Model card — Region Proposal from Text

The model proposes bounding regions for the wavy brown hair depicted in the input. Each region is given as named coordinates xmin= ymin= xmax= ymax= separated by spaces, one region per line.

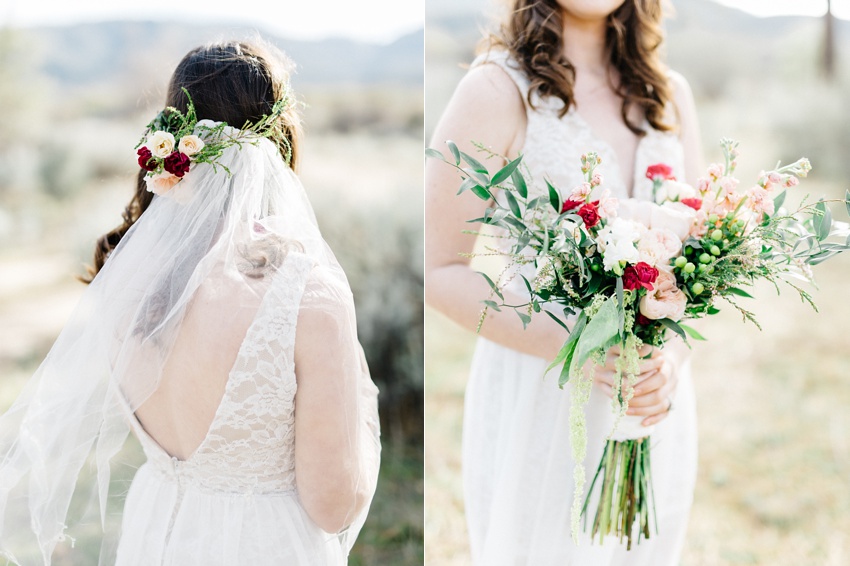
xmin=81 ymin=39 xmax=302 ymax=283
xmin=486 ymin=0 xmax=673 ymax=134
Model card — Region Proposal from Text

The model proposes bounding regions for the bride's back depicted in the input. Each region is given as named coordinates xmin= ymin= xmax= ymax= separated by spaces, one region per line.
xmin=134 ymin=269 xmax=269 ymax=461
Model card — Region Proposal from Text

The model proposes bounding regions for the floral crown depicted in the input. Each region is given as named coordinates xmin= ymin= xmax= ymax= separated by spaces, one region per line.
xmin=135 ymin=87 xmax=292 ymax=196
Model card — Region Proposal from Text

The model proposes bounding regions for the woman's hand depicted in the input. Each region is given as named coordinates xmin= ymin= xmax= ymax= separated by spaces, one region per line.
xmin=593 ymin=344 xmax=678 ymax=426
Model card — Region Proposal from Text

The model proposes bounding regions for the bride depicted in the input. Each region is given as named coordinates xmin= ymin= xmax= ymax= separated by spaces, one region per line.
xmin=0 ymin=40 xmax=380 ymax=565
xmin=426 ymin=0 xmax=701 ymax=564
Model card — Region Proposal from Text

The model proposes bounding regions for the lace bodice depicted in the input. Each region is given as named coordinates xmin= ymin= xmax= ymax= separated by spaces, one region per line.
xmin=128 ymin=252 xmax=313 ymax=496
xmin=472 ymin=51 xmax=686 ymax=200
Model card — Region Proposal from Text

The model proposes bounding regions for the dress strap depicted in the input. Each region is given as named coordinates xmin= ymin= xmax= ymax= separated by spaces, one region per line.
xmin=471 ymin=49 xmax=532 ymax=107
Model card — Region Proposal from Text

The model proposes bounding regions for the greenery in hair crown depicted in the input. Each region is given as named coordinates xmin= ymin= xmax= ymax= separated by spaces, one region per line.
xmin=135 ymin=87 xmax=291 ymax=196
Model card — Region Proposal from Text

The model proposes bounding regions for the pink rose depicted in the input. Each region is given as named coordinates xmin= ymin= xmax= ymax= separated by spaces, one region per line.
xmin=595 ymin=189 xmax=619 ymax=219
xmin=638 ymin=228 xmax=682 ymax=267
xmin=639 ymin=270 xmax=687 ymax=321
xmin=144 ymin=171 xmax=181 ymax=195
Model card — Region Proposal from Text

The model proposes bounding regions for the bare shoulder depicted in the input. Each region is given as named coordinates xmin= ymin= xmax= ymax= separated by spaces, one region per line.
xmin=456 ymin=62 xmax=525 ymax=112
xmin=432 ymin=59 xmax=527 ymax=160
xmin=667 ymin=69 xmax=696 ymax=112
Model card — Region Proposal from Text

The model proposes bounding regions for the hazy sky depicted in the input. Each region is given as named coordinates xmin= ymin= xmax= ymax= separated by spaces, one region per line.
xmin=714 ymin=0 xmax=850 ymax=18
xmin=2 ymin=0 xmax=424 ymax=44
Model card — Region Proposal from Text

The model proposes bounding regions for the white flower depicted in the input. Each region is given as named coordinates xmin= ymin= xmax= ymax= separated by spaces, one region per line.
xmin=650 ymin=202 xmax=696 ymax=241
xmin=599 ymin=217 xmax=641 ymax=271
xmin=178 ymin=134 xmax=205 ymax=157
xmin=146 ymin=130 xmax=175 ymax=158
xmin=616 ymin=198 xmax=653 ymax=227
xmin=655 ymin=180 xmax=696 ymax=204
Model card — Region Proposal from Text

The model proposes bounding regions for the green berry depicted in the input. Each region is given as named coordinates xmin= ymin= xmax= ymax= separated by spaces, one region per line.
xmin=692 ymin=282 xmax=705 ymax=295
xmin=674 ymin=256 xmax=688 ymax=268
xmin=711 ymin=229 xmax=723 ymax=241
xmin=708 ymin=214 xmax=719 ymax=224
xmin=699 ymin=253 xmax=711 ymax=264
xmin=710 ymin=245 xmax=721 ymax=256
xmin=684 ymin=262 xmax=696 ymax=274
xmin=685 ymin=246 xmax=693 ymax=255
xmin=699 ymin=264 xmax=709 ymax=273
xmin=707 ymin=265 xmax=715 ymax=274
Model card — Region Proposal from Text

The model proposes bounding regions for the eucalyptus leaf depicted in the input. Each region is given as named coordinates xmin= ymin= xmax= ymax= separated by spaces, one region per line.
xmin=470 ymin=184 xmax=492 ymax=201
xmin=680 ymin=324 xmax=707 ymax=341
xmin=813 ymin=200 xmax=830 ymax=241
xmin=478 ymin=271 xmax=504 ymax=300
xmin=658 ymin=318 xmax=687 ymax=342
xmin=425 ymin=147 xmax=446 ymax=162
xmin=457 ymin=176 xmax=479 ymax=195
xmin=568 ymin=298 xmax=621 ymax=378
xmin=460 ymin=151 xmax=489 ymax=175
xmin=482 ymin=299 xmax=502 ymax=312
xmin=517 ymin=310 xmax=532 ymax=329
xmin=773 ymin=189 xmax=786 ymax=212
xmin=512 ymin=168 xmax=528 ymax=199
xmin=505 ymin=190 xmax=522 ymax=218
xmin=492 ymin=155 xmax=523 ymax=186
xmin=446 ymin=140 xmax=461 ymax=165
xmin=727 ymin=287 xmax=754 ymax=298
xmin=845 ymin=189 xmax=850 ymax=217
xmin=547 ymin=179 xmax=562 ymax=212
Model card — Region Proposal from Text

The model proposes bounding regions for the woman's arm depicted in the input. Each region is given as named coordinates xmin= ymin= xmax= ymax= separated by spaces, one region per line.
xmin=293 ymin=290 xmax=377 ymax=533
xmin=425 ymin=63 xmax=567 ymax=361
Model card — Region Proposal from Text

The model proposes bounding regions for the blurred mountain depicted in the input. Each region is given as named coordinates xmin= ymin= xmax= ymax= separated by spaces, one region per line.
xmin=23 ymin=21 xmax=423 ymax=89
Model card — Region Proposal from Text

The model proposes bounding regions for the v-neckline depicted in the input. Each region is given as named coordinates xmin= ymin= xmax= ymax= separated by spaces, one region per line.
xmin=567 ymin=106 xmax=649 ymax=199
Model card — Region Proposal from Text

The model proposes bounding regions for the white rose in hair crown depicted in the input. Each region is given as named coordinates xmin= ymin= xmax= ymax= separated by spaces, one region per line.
xmin=135 ymin=87 xmax=292 ymax=196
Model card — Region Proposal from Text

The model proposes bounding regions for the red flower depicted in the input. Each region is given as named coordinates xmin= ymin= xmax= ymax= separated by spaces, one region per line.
xmin=137 ymin=147 xmax=156 ymax=171
xmin=622 ymin=261 xmax=659 ymax=291
xmin=636 ymin=312 xmax=653 ymax=326
xmin=561 ymin=198 xmax=584 ymax=213
xmin=646 ymin=163 xmax=675 ymax=181
xmin=576 ymin=201 xmax=600 ymax=227
xmin=680 ymin=197 xmax=703 ymax=211
xmin=163 ymin=151 xmax=191 ymax=177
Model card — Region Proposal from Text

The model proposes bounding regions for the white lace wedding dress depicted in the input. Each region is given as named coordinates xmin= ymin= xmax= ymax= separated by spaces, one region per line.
xmin=115 ymin=253 xmax=377 ymax=566
xmin=462 ymin=51 xmax=698 ymax=565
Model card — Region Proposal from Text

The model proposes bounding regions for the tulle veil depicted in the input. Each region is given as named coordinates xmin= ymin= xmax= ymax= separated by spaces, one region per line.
xmin=0 ymin=123 xmax=380 ymax=564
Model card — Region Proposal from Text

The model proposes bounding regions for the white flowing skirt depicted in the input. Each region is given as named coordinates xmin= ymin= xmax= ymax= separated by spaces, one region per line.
xmin=463 ymin=337 xmax=698 ymax=565
xmin=115 ymin=463 xmax=346 ymax=566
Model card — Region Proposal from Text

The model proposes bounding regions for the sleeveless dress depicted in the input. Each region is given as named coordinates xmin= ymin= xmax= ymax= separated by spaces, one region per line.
xmin=461 ymin=51 xmax=698 ymax=565
xmin=114 ymin=252 xmax=377 ymax=565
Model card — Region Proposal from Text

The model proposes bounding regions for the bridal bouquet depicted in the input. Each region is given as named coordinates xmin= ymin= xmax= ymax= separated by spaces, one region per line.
xmin=427 ymin=139 xmax=850 ymax=548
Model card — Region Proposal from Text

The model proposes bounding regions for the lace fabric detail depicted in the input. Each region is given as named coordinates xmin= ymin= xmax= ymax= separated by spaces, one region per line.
xmin=471 ymin=51 xmax=686 ymax=289
xmin=471 ymin=50 xmax=685 ymax=201
xmin=131 ymin=252 xmax=314 ymax=495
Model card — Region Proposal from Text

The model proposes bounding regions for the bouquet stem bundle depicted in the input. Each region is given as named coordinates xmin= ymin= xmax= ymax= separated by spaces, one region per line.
xmin=583 ymin=437 xmax=655 ymax=550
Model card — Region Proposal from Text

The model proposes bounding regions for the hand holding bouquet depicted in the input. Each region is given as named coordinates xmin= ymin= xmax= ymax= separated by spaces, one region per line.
xmin=427 ymin=138 xmax=850 ymax=548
